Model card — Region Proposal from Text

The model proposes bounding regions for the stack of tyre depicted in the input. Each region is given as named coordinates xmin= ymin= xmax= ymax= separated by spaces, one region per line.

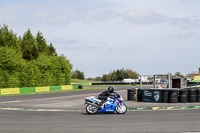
xmin=187 ymin=88 xmax=196 ymax=102
xmin=178 ymin=88 xmax=200 ymax=103
xmin=168 ymin=89 xmax=179 ymax=103
xmin=197 ymin=88 xmax=200 ymax=102
xmin=127 ymin=89 xmax=136 ymax=101
xmin=178 ymin=89 xmax=188 ymax=103
xmin=162 ymin=89 xmax=169 ymax=103
xmin=137 ymin=89 xmax=142 ymax=102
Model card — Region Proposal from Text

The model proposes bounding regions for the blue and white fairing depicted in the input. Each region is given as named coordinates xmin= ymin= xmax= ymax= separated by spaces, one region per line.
xmin=99 ymin=92 xmax=124 ymax=113
xmin=99 ymin=97 xmax=118 ymax=113
xmin=85 ymin=96 xmax=101 ymax=103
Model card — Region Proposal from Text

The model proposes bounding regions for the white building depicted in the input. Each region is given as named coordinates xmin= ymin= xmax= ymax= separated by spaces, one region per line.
xmin=138 ymin=76 xmax=149 ymax=82
xmin=123 ymin=78 xmax=138 ymax=83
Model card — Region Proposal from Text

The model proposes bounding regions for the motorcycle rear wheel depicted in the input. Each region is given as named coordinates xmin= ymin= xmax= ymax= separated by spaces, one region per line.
xmin=115 ymin=104 xmax=127 ymax=114
xmin=86 ymin=104 xmax=98 ymax=114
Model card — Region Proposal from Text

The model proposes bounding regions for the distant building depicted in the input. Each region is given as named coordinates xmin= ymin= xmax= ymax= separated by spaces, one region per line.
xmin=190 ymin=71 xmax=200 ymax=79
xmin=138 ymin=76 xmax=150 ymax=82
xmin=171 ymin=76 xmax=185 ymax=89
xmin=123 ymin=78 xmax=138 ymax=83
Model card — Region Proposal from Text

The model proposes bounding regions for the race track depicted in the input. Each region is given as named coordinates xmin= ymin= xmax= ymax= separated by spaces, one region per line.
xmin=1 ymin=109 xmax=200 ymax=133
xmin=0 ymin=86 xmax=200 ymax=133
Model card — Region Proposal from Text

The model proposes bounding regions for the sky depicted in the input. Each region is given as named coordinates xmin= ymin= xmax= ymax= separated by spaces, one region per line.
xmin=0 ymin=0 xmax=200 ymax=78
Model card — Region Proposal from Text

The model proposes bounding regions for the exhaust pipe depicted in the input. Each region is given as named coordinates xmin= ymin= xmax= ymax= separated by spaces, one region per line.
xmin=86 ymin=102 xmax=98 ymax=107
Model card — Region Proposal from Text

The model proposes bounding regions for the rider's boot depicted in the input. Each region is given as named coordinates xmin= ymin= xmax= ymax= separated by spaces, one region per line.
xmin=97 ymin=101 xmax=104 ymax=109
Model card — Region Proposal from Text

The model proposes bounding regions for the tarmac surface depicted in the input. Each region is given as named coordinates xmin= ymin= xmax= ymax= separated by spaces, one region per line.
xmin=0 ymin=86 xmax=200 ymax=110
xmin=1 ymin=86 xmax=200 ymax=133
xmin=1 ymin=108 xmax=200 ymax=133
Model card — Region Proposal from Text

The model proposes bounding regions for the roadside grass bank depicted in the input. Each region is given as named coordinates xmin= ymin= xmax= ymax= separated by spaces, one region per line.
xmin=71 ymin=79 xmax=100 ymax=83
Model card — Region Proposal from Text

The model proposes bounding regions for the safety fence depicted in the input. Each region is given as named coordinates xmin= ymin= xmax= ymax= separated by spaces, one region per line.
xmin=0 ymin=85 xmax=79 ymax=96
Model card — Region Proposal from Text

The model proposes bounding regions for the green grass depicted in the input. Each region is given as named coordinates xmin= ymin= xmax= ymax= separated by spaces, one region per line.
xmin=71 ymin=79 xmax=102 ymax=83
xmin=71 ymin=79 xmax=93 ymax=83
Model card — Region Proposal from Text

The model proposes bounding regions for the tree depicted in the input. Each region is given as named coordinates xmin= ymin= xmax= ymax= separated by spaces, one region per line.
xmin=71 ymin=69 xmax=85 ymax=80
xmin=21 ymin=29 xmax=39 ymax=60
xmin=116 ymin=69 xmax=129 ymax=81
xmin=48 ymin=43 xmax=57 ymax=56
xmin=126 ymin=69 xmax=139 ymax=79
xmin=101 ymin=74 xmax=109 ymax=81
xmin=95 ymin=77 xmax=102 ymax=81
xmin=0 ymin=24 xmax=72 ymax=88
xmin=0 ymin=34 xmax=6 ymax=47
xmin=0 ymin=47 xmax=23 ymax=88
xmin=36 ymin=32 xmax=48 ymax=53
xmin=0 ymin=24 xmax=20 ymax=51
xmin=87 ymin=78 xmax=94 ymax=81
xmin=101 ymin=68 xmax=139 ymax=81
xmin=167 ymin=73 xmax=174 ymax=78
xmin=175 ymin=72 xmax=185 ymax=78
xmin=110 ymin=70 xmax=117 ymax=81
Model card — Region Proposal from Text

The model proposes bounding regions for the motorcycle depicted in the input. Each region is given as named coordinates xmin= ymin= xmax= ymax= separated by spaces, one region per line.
xmin=85 ymin=92 xmax=127 ymax=114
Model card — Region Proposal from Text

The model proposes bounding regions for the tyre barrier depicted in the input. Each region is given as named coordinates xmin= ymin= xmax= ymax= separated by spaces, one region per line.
xmin=168 ymin=89 xmax=179 ymax=103
xmin=196 ymin=88 xmax=200 ymax=102
xmin=178 ymin=89 xmax=188 ymax=103
xmin=127 ymin=89 xmax=136 ymax=101
xmin=162 ymin=89 xmax=169 ymax=103
xmin=188 ymin=88 xmax=196 ymax=103
xmin=78 ymin=85 xmax=83 ymax=89
xmin=137 ymin=89 xmax=142 ymax=102
xmin=131 ymin=88 xmax=200 ymax=103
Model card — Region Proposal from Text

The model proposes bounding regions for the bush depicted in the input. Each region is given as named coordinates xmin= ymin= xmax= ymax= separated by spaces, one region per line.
xmin=0 ymin=47 xmax=72 ymax=88
xmin=0 ymin=25 xmax=72 ymax=88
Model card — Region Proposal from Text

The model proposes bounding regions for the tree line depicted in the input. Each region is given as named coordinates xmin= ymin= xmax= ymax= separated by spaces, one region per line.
xmin=101 ymin=68 xmax=139 ymax=81
xmin=80 ymin=68 xmax=139 ymax=81
xmin=0 ymin=24 xmax=72 ymax=88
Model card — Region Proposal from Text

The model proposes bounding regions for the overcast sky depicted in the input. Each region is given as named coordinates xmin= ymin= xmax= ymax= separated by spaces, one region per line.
xmin=1 ymin=0 xmax=200 ymax=78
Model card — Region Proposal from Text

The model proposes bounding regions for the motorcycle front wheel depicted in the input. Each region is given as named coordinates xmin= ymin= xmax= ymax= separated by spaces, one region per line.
xmin=115 ymin=104 xmax=127 ymax=114
xmin=86 ymin=104 xmax=98 ymax=114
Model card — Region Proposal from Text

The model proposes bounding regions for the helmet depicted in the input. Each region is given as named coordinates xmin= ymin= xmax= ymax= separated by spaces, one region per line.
xmin=108 ymin=86 xmax=114 ymax=93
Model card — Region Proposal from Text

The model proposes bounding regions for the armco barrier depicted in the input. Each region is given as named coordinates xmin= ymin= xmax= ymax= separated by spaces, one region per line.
xmin=92 ymin=82 xmax=152 ymax=85
xmin=0 ymin=85 xmax=78 ymax=96
xmin=92 ymin=83 xmax=130 ymax=85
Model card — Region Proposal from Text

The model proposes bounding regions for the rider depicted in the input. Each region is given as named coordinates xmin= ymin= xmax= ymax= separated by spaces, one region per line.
xmin=98 ymin=86 xmax=114 ymax=109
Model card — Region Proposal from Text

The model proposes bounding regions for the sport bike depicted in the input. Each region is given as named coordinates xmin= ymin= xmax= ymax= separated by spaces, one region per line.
xmin=85 ymin=92 xmax=127 ymax=114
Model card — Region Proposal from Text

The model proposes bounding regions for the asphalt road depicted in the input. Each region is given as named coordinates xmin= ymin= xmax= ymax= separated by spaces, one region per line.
xmin=1 ymin=86 xmax=200 ymax=133
xmin=1 ymin=109 xmax=200 ymax=133
xmin=0 ymin=86 xmax=136 ymax=110
xmin=0 ymin=86 xmax=135 ymax=102
xmin=1 ymin=86 xmax=200 ymax=110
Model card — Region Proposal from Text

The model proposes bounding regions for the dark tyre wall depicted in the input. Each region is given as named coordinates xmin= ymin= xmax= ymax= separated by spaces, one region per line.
xmin=137 ymin=89 xmax=142 ymax=102
xmin=127 ymin=89 xmax=136 ymax=101
xmin=168 ymin=89 xmax=178 ymax=103
xmin=133 ymin=88 xmax=200 ymax=103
